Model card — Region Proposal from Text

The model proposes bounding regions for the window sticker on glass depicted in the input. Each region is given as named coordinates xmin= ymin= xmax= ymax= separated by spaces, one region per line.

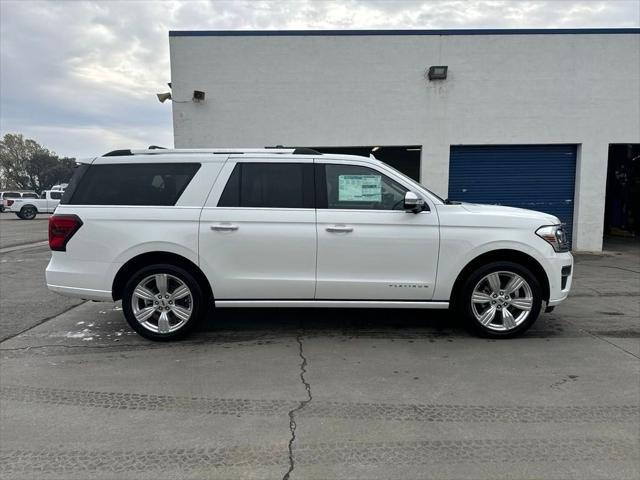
xmin=338 ymin=175 xmax=382 ymax=202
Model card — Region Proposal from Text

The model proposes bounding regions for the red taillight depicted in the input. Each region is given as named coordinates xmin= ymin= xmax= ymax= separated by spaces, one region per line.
xmin=6 ymin=200 xmax=14 ymax=206
xmin=49 ymin=214 xmax=83 ymax=251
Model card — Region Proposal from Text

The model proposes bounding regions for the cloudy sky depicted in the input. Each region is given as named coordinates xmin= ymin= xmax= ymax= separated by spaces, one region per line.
xmin=1 ymin=0 xmax=639 ymax=158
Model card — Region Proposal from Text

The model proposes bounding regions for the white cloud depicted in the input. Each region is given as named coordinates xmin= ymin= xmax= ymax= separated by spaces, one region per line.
xmin=1 ymin=0 xmax=638 ymax=157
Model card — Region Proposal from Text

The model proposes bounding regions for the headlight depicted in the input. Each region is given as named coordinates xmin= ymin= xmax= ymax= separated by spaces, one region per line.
xmin=536 ymin=225 xmax=569 ymax=252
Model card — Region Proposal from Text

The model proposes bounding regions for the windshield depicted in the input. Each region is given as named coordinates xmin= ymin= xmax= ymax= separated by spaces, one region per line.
xmin=379 ymin=160 xmax=446 ymax=203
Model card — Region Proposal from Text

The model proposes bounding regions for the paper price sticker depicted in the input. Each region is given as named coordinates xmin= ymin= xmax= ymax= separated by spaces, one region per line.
xmin=338 ymin=175 xmax=382 ymax=202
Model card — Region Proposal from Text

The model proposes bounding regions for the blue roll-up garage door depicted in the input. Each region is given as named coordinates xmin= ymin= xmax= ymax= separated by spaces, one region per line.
xmin=448 ymin=145 xmax=577 ymax=245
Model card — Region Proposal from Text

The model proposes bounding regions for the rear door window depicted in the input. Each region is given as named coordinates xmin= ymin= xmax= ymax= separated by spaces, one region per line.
xmin=218 ymin=163 xmax=314 ymax=208
xmin=67 ymin=163 xmax=200 ymax=206
xmin=49 ymin=191 xmax=63 ymax=200
xmin=22 ymin=193 xmax=39 ymax=198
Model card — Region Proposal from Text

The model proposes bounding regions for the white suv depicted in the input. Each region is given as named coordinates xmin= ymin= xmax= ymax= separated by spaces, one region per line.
xmin=46 ymin=148 xmax=573 ymax=340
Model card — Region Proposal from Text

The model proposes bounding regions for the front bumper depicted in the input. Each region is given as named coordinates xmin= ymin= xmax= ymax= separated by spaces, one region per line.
xmin=544 ymin=252 xmax=573 ymax=306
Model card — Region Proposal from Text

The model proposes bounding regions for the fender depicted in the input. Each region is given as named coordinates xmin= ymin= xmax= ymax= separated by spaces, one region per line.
xmin=110 ymin=242 xmax=213 ymax=301
xmin=107 ymin=240 xmax=200 ymax=288
xmin=434 ymin=237 xmax=550 ymax=301
xmin=19 ymin=203 xmax=38 ymax=211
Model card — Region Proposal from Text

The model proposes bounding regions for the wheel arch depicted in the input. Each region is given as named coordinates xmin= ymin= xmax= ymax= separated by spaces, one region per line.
xmin=450 ymin=249 xmax=550 ymax=305
xmin=112 ymin=251 xmax=213 ymax=303
xmin=18 ymin=203 xmax=38 ymax=219
xmin=20 ymin=203 xmax=38 ymax=212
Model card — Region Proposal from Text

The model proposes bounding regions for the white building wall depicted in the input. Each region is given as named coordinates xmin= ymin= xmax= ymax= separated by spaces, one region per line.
xmin=169 ymin=31 xmax=640 ymax=252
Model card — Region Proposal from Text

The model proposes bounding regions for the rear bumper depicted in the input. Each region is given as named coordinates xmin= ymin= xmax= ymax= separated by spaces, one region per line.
xmin=46 ymin=252 xmax=118 ymax=301
xmin=47 ymin=283 xmax=112 ymax=301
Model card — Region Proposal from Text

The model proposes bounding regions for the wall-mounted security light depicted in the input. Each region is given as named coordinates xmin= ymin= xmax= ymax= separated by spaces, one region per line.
xmin=156 ymin=92 xmax=172 ymax=103
xmin=156 ymin=89 xmax=206 ymax=104
xmin=427 ymin=66 xmax=448 ymax=80
xmin=193 ymin=90 xmax=206 ymax=102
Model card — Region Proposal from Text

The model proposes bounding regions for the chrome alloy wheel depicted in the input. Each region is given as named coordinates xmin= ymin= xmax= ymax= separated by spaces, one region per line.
xmin=471 ymin=271 xmax=533 ymax=332
xmin=131 ymin=273 xmax=193 ymax=334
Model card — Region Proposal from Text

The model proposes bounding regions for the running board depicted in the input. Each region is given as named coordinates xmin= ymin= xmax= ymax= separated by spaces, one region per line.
xmin=215 ymin=300 xmax=449 ymax=309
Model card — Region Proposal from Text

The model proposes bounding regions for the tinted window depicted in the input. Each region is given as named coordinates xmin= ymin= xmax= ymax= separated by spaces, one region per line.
xmin=3 ymin=192 xmax=21 ymax=198
xmin=218 ymin=163 xmax=314 ymax=208
xmin=49 ymin=191 xmax=63 ymax=200
xmin=23 ymin=193 xmax=39 ymax=198
xmin=68 ymin=163 xmax=200 ymax=206
xmin=321 ymin=164 xmax=408 ymax=210
xmin=60 ymin=164 xmax=89 ymax=205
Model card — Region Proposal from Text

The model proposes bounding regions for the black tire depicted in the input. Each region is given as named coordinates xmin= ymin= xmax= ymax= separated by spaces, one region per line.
xmin=122 ymin=263 xmax=206 ymax=341
xmin=457 ymin=261 xmax=542 ymax=339
xmin=19 ymin=205 xmax=37 ymax=220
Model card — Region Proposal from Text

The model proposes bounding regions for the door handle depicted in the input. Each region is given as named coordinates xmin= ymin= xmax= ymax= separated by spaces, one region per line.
xmin=211 ymin=223 xmax=239 ymax=232
xmin=326 ymin=225 xmax=353 ymax=233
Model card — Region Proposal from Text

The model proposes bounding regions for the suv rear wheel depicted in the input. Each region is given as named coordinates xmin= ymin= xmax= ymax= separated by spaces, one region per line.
xmin=458 ymin=261 xmax=542 ymax=338
xmin=122 ymin=264 xmax=205 ymax=341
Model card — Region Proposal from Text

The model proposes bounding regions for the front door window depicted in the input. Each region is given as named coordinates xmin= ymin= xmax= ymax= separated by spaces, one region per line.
xmin=322 ymin=164 xmax=408 ymax=210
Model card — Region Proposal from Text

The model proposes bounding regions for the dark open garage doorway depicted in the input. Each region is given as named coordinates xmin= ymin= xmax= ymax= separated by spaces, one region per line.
xmin=307 ymin=146 xmax=422 ymax=182
xmin=604 ymin=144 xmax=640 ymax=240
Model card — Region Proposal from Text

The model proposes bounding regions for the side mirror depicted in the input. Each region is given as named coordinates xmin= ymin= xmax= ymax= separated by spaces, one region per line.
xmin=404 ymin=191 xmax=426 ymax=213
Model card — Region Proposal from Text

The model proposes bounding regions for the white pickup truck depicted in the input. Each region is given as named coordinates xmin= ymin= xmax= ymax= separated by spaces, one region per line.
xmin=6 ymin=188 xmax=65 ymax=219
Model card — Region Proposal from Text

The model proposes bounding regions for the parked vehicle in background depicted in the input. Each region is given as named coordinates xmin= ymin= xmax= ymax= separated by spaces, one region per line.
xmin=0 ymin=190 xmax=39 ymax=212
xmin=46 ymin=147 xmax=573 ymax=341
xmin=6 ymin=189 xmax=64 ymax=219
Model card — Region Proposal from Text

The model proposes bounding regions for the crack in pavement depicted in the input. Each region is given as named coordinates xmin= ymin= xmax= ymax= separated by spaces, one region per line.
xmin=0 ymin=301 xmax=87 ymax=343
xmin=580 ymin=329 xmax=640 ymax=360
xmin=569 ymin=292 xmax=639 ymax=297
xmin=0 ymin=240 xmax=49 ymax=254
xmin=0 ymin=343 xmax=145 ymax=352
xmin=283 ymin=332 xmax=312 ymax=480
xmin=589 ymin=264 xmax=640 ymax=275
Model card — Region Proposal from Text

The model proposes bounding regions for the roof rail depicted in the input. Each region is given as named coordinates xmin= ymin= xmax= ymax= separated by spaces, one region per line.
xmin=102 ymin=147 xmax=323 ymax=157
xmin=103 ymin=149 xmax=133 ymax=157
xmin=128 ymin=148 xmax=297 ymax=155
xmin=292 ymin=148 xmax=321 ymax=155
xmin=266 ymin=146 xmax=321 ymax=155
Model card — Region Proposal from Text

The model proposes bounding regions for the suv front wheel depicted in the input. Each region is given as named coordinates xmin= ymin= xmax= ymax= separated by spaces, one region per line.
xmin=122 ymin=264 xmax=205 ymax=341
xmin=459 ymin=261 xmax=542 ymax=338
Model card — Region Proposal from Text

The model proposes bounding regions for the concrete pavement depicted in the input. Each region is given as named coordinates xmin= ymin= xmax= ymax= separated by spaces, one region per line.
xmin=0 ymin=246 xmax=82 ymax=342
xmin=0 ymin=213 xmax=49 ymax=249
xmin=0 ymin=221 xmax=638 ymax=478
